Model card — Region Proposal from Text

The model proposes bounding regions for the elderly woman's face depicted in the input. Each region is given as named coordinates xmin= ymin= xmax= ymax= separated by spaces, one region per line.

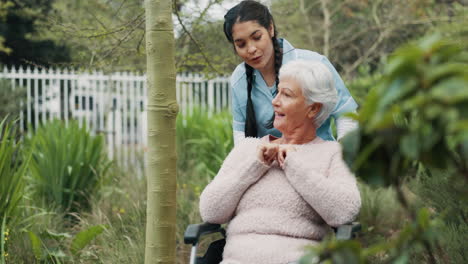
xmin=272 ymin=77 xmax=311 ymax=133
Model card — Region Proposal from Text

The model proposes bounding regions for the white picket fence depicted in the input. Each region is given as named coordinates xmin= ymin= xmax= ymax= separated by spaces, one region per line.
xmin=0 ymin=66 xmax=231 ymax=168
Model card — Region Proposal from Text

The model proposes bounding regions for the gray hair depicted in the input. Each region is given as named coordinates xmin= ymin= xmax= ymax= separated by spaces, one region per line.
xmin=278 ymin=60 xmax=338 ymax=127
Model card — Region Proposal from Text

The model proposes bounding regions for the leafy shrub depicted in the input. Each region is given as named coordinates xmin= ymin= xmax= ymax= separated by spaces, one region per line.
xmin=347 ymin=64 xmax=382 ymax=107
xmin=26 ymin=120 xmax=111 ymax=214
xmin=342 ymin=34 xmax=468 ymax=187
xmin=310 ymin=34 xmax=468 ymax=264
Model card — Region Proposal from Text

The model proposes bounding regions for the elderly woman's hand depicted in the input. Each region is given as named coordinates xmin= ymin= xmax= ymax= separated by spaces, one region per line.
xmin=277 ymin=145 xmax=297 ymax=169
xmin=257 ymin=143 xmax=279 ymax=165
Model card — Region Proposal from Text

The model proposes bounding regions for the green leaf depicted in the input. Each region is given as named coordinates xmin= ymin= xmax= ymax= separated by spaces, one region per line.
xmin=430 ymin=78 xmax=468 ymax=104
xmin=44 ymin=229 xmax=72 ymax=240
xmin=426 ymin=63 xmax=468 ymax=84
xmin=394 ymin=253 xmax=409 ymax=264
xmin=46 ymin=249 xmax=67 ymax=260
xmin=340 ymin=129 xmax=361 ymax=169
xmin=400 ymin=134 xmax=420 ymax=160
xmin=26 ymin=120 xmax=109 ymax=213
xmin=70 ymin=225 xmax=106 ymax=255
xmin=28 ymin=231 xmax=43 ymax=261
xmin=378 ymin=78 xmax=417 ymax=110
xmin=1 ymin=215 xmax=5 ymax=264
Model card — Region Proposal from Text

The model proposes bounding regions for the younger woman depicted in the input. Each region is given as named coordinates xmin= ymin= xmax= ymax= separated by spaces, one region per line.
xmin=224 ymin=0 xmax=358 ymax=144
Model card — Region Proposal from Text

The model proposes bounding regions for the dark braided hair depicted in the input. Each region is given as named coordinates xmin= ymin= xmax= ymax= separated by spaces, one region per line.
xmin=224 ymin=0 xmax=283 ymax=137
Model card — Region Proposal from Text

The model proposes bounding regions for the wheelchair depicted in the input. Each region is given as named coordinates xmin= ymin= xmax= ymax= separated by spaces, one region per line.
xmin=184 ymin=222 xmax=361 ymax=264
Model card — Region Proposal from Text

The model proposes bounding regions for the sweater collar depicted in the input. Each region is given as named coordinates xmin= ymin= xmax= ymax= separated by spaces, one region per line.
xmin=264 ymin=134 xmax=324 ymax=145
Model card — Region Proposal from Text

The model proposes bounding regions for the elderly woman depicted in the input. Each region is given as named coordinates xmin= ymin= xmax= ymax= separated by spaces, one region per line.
xmin=199 ymin=60 xmax=361 ymax=264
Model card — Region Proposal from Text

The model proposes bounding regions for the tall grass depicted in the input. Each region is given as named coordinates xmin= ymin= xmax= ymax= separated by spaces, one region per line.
xmin=74 ymin=162 xmax=147 ymax=264
xmin=4 ymin=156 xmax=144 ymax=264
xmin=26 ymin=120 xmax=111 ymax=214
xmin=175 ymin=108 xmax=234 ymax=262
xmin=357 ymin=183 xmax=408 ymax=245
xmin=0 ymin=117 xmax=30 ymax=226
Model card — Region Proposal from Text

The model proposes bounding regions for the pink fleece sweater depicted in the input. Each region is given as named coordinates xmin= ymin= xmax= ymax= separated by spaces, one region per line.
xmin=199 ymin=137 xmax=361 ymax=264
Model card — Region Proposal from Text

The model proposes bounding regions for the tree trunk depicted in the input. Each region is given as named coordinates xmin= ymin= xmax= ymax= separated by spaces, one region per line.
xmin=144 ymin=0 xmax=178 ymax=263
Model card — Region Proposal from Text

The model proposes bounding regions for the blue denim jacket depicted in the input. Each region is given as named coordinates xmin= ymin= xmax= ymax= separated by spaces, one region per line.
xmin=230 ymin=38 xmax=358 ymax=141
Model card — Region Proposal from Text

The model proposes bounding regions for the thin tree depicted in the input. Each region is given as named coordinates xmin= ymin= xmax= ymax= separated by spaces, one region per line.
xmin=144 ymin=0 xmax=178 ymax=263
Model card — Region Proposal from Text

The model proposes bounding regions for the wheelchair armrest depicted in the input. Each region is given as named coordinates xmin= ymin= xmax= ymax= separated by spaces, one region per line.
xmin=184 ymin=222 xmax=226 ymax=245
xmin=335 ymin=222 xmax=361 ymax=240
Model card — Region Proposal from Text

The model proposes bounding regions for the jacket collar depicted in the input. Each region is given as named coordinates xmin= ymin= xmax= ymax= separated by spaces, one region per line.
xmin=281 ymin=38 xmax=295 ymax=55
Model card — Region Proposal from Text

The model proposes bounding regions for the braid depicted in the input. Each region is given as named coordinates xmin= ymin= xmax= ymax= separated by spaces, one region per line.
xmin=265 ymin=37 xmax=283 ymax=129
xmin=244 ymin=63 xmax=257 ymax=137
xmin=272 ymin=36 xmax=283 ymax=89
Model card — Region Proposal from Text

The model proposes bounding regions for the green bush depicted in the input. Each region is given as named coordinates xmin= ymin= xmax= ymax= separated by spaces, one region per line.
xmin=312 ymin=34 xmax=468 ymax=264
xmin=347 ymin=64 xmax=382 ymax=107
xmin=176 ymin=107 xmax=233 ymax=180
xmin=26 ymin=120 xmax=111 ymax=214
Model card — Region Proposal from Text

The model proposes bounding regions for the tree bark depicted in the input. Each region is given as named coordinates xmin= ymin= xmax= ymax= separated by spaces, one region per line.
xmin=144 ymin=0 xmax=178 ymax=263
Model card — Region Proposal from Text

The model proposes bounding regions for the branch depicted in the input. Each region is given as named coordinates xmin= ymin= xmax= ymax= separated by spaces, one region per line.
xmin=319 ymin=0 xmax=331 ymax=57
xmin=100 ymin=16 xmax=145 ymax=61
xmin=331 ymin=15 xmax=453 ymax=54
xmin=112 ymin=0 xmax=128 ymax=19
xmin=173 ymin=0 xmax=221 ymax=75
xmin=299 ymin=0 xmax=316 ymax=47
xmin=344 ymin=28 xmax=389 ymax=77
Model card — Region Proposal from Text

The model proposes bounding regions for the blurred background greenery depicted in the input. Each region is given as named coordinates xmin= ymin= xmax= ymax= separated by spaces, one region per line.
xmin=0 ymin=0 xmax=467 ymax=263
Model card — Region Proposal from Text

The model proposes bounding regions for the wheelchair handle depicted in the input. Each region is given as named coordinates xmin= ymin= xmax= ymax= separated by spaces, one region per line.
xmin=184 ymin=222 xmax=225 ymax=245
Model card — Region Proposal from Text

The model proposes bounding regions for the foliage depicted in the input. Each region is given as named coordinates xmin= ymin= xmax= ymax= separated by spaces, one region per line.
xmin=272 ymin=0 xmax=462 ymax=78
xmin=410 ymin=169 xmax=468 ymax=263
xmin=301 ymin=208 xmax=441 ymax=264
xmin=27 ymin=225 xmax=106 ymax=263
xmin=341 ymin=34 xmax=468 ymax=187
xmin=7 ymin=160 xmax=147 ymax=264
xmin=357 ymin=183 xmax=408 ymax=244
xmin=347 ymin=64 xmax=383 ymax=106
xmin=308 ymin=34 xmax=468 ymax=263
xmin=0 ymin=79 xmax=27 ymax=124
xmin=0 ymin=1 xmax=13 ymax=55
xmin=174 ymin=12 xmax=240 ymax=76
xmin=1 ymin=216 xmax=6 ymax=263
xmin=176 ymin=108 xmax=234 ymax=179
xmin=175 ymin=108 xmax=234 ymax=260
xmin=90 ymin=162 xmax=146 ymax=263
xmin=0 ymin=0 xmax=70 ymax=67
xmin=428 ymin=2 xmax=468 ymax=51
xmin=29 ymin=0 xmax=464 ymax=76
xmin=26 ymin=120 xmax=111 ymax=214
xmin=35 ymin=0 xmax=145 ymax=71
xmin=0 ymin=117 xmax=30 ymax=226
xmin=36 ymin=0 xmax=237 ymax=73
